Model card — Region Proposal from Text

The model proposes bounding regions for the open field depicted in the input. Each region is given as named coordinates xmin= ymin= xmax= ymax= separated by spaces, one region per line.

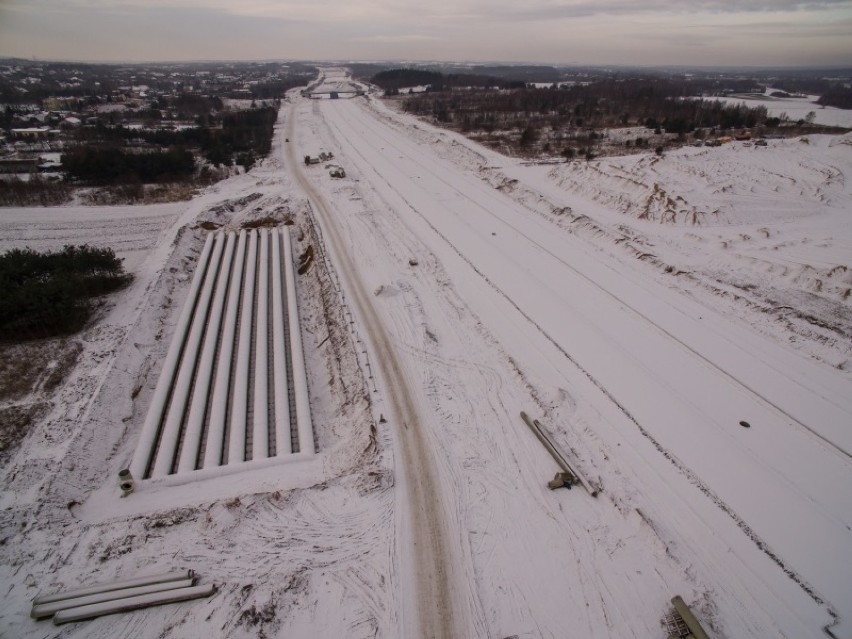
xmin=0 ymin=203 xmax=186 ymax=272
xmin=715 ymin=89 xmax=852 ymax=128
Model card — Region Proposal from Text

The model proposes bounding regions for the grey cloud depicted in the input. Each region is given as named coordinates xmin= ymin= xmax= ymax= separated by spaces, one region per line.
xmin=473 ymin=0 xmax=852 ymax=21
xmin=1 ymin=0 xmax=849 ymax=65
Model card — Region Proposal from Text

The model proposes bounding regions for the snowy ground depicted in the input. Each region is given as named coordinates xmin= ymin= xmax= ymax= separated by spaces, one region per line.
xmin=0 ymin=203 xmax=186 ymax=272
xmin=713 ymin=89 xmax=852 ymax=128
xmin=1 ymin=70 xmax=850 ymax=639
xmin=291 ymin=74 xmax=852 ymax=638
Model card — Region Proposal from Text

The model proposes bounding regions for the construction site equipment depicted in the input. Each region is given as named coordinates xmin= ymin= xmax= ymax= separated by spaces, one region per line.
xmin=520 ymin=411 xmax=598 ymax=496
xmin=663 ymin=609 xmax=691 ymax=638
xmin=118 ymin=468 xmax=134 ymax=496
xmin=670 ymin=595 xmax=711 ymax=639
xmin=547 ymin=472 xmax=575 ymax=490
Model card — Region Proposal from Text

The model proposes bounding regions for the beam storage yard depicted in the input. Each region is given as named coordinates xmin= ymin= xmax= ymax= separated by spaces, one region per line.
xmin=129 ymin=227 xmax=314 ymax=484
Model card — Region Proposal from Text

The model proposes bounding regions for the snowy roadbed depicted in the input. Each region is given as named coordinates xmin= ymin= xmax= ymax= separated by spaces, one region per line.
xmin=294 ymin=75 xmax=851 ymax=638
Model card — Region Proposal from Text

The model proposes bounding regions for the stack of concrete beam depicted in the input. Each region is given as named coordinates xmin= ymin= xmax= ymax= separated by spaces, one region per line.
xmin=129 ymin=228 xmax=314 ymax=486
xmin=31 ymin=570 xmax=214 ymax=625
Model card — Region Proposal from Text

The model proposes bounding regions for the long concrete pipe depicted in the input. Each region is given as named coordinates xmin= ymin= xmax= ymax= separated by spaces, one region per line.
xmin=229 ymin=229 xmax=258 ymax=465
xmin=283 ymin=227 xmax=314 ymax=455
xmin=52 ymin=583 xmax=216 ymax=625
xmin=520 ymin=411 xmax=598 ymax=497
xmin=271 ymin=227 xmax=292 ymax=455
xmin=32 ymin=578 xmax=195 ymax=619
xmin=33 ymin=570 xmax=194 ymax=606
xmin=671 ymin=595 xmax=711 ymax=639
xmin=253 ymin=229 xmax=270 ymax=460
xmin=128 ymin=235 xmax=215 ymax=482
xmin=203 ymin=229 xmax=247 ymax=469
xmin=151 ymin=233 xmax=226 ymax=477
xmin=177 ymin=232 xmax=236 ymax=473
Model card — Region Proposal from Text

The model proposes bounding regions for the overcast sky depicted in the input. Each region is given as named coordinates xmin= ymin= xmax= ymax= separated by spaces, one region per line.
xmin=0 ymin=0 xmax=850 ymax=67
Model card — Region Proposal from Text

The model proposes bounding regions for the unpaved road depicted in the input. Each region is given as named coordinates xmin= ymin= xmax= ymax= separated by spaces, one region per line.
xmin=284 ymin=77 xmax=851 ymax=637
xmin=284 ymin=110 xmax=462 ymax=639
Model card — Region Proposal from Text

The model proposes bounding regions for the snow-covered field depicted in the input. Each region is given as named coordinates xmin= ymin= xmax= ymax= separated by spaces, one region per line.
xmin=1 ymin=70 xmax=850 ymax=639
xmin=0 ymin=203 xmax=186 ymax=272
xmin=713 ymin=89 xmax=852 ymax=128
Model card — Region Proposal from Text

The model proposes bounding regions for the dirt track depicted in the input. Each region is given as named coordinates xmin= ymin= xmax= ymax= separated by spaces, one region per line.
xmin=284 ymin=108 xmax=460 ymax=639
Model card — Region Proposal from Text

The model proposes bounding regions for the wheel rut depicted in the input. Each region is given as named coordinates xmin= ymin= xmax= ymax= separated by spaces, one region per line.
xmin=284 ymin=107 xmax=460 ymax=639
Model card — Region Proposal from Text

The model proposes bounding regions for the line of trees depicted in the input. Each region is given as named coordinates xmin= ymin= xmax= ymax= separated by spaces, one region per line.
xmin=211 ymin=106 xmax=278 ymax=168
xmin=817 ymin=87 xmax=852 ymax=110
xmin=373 ymin=69 xmax=525 ymax=93
xmin=402 ymin=78 xmax=773 ymax=139
xmin=0 ymin=245 xmax=131 ymax=340
xmin=0 ymin=175 xmax=72 ymax=207
xmin=73 ymin=105 xmax=279 ymax=172
xmin=249 ymin=75 xmax=316 ymax=99
xmin=354 ymin=63 xmax=552 ymax=85
xmin=61 ymin=146 xmax=195 ymax=184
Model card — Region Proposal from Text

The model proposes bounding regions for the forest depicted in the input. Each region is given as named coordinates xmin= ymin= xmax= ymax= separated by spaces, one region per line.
xmin=0 ymin=246 xmax=131 ymax=340
xmin=817 ymin=87 xmax=852 ymax=110
xmin=372 ymin=69 xmax=524 ymax=93
xmin=402 ymin=78 xmax=770 ymax=130
xmin=396 ymin=76 xmax=784 ymax=157
xmin=73 ymin=105 xmax=279 ymax=174
xmin=61 ymin=147 xmax=195 ymax=184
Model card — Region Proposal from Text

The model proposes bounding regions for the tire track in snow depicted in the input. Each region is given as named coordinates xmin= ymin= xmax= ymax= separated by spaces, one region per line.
xmin=333 ymin=101 xmax=852 ymax=484
xmin=322 ymin=97 xmax=837 ymax=617
xmin=284 ymin=108 xmax=462 ymax=639
xmin=345 ymin=98 xmax=852 ymax=463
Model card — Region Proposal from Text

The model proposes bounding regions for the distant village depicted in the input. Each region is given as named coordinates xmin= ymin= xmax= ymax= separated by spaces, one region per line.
xmin=1 ymin=59 xmax=849 ymax=203
xmin=0 ymin=59 xmax=316 ymax=186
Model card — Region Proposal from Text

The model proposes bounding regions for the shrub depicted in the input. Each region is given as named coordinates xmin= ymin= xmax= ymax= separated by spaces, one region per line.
xmin=520 ymin=125 xmax=538 ymax=147
xmin=0 ymin=175 xmax=72 ymax=207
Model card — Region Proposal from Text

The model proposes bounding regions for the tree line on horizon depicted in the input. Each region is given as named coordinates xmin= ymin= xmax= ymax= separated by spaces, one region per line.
xmin=61 ymin=105 xmax=279 ymax=185
xmin=372 ymin=69 xmax=526 ymax=93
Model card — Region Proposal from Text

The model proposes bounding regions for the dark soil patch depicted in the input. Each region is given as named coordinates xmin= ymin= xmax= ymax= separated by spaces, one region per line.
xmin=243 ymin=216 xmax=294 ymax=229
xmin=0 ymin=339 xmax=70 ymax=401
xmin=0 ymin=402 xmax=50 ymax=460
xmin=297 ymin=245 xmax=314 ymax=275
